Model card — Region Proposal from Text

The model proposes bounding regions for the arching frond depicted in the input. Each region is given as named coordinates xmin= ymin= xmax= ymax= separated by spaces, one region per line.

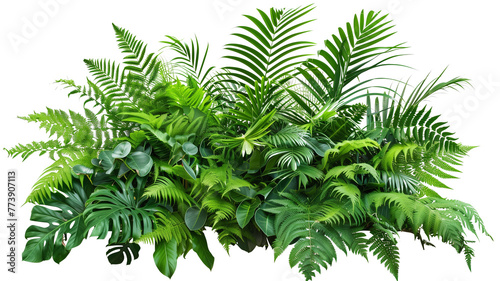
xmin=223 ymin=4 xmax=315 ymax=86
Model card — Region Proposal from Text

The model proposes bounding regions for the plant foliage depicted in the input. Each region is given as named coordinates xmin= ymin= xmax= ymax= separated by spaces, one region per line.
xmin=6 ymin=5 xmax=491 ymax=281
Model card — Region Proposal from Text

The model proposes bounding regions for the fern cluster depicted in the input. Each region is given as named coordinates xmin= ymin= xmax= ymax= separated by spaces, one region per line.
xmin=6 ymin=5 xmax=491 ymax=281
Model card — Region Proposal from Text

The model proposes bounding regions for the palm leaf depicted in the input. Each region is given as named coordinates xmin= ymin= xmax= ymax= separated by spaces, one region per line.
xmin=222 ymin=5 xmax=315 ymax=86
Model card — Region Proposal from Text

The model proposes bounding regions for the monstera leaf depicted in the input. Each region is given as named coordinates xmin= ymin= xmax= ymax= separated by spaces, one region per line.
xmin=84 ymin=175 xmax=159 ymax=244
xmin=23 ymin=179 xmax=91 ymax=263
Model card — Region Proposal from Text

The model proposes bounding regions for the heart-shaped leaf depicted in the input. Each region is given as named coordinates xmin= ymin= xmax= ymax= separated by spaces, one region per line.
xmin=112 ymin=142 xmax=132 ymax=158
xmin=185 ymin=206 xmax=207 ymax=231
xmin=126 ymin=151 xmax=153 ymax=177
xmin=182 ymin=142 xmax=198 ymax=155
xmin=98 ymin=151 xmax=115 ymax=174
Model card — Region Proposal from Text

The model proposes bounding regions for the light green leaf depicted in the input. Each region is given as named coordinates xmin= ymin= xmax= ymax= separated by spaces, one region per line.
xmin=182 ymin=142 xmax=198 ymax=155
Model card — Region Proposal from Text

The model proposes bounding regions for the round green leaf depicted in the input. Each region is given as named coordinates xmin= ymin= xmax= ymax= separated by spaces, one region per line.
xmin=185 ymin=206 xmax=207 ymax=231
xmin=112 ymin=142 xmax=132 ymax=158
xmin=98 ymin=151 xmax=115 ymax=174
xmin=182 ymin=142 xmax=198 ymax=155
xmin=126 ymin=151 xmax=153 ymax=177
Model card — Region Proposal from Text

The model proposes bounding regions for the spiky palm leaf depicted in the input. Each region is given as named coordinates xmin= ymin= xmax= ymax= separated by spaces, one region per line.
xmin=222 ymin=4 xmax=315 ymax=87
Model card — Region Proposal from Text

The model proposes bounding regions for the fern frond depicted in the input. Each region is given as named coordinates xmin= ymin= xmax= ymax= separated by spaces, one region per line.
xmin=5 ymin=140 xmax=65 ymax=161
xmin=25 ymin=150 xmax=94 ymax=203
xmin=211 ymin=219 xmax=242 ymax=252
xmin=323 ymin=138 xmax=379 ymax=167
xmin=136 ymin=211 xmax=191 ymax=244
xmin=143 ymin=176 xmax=193 ymax=205
xmin=368 ymin=229 xmax=400 ymax=280
xmin=202 ymin=192 xmax=236 ymax=223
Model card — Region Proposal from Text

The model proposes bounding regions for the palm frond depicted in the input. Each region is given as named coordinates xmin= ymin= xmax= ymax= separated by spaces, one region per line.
xmin=222 ymin=4 xmax=315 ymax=86
xmin=161 ymin=36 xmax=215 ymax=88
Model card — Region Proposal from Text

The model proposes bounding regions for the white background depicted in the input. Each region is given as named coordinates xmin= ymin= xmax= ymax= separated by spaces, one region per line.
xmin=1 ymin=1 xmax=499 ymax=281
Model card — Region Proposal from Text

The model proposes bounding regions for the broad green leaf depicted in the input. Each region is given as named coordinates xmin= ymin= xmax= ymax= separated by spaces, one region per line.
xmin=192 ymin=232 xmax=215 ymax=270
xmin=236 ymin=198 xmax=261 ymax=228
xmin=185 ymin=206 xmax=207 ymax=231
xmin=118 ymin=162 xmax=131 ymax=178
xmin=72 ymin=164 xmax=94 ymax=175
xmin=182 ymin=158 xmax=197 ymax=179
xmin=255 ymin=208 xmax=275 ymax=236
xmin=23 ymin=180 xmax=89 ymax=263
xmin=98 ymin=151 xmax=115 ymax=174
xmin=112 ymin=142 xmax=132 ymax=158
xmin=153 ymin=239 xmax=178 ymax=278
xmin=126 ymin=151 xmax=153 ymax=177
xmin=182 ymin=142 xmax=198 ymax=155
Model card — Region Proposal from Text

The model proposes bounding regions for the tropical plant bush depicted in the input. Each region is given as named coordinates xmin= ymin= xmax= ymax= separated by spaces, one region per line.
xmin=6 ymin=5 xmax=491 ymax=281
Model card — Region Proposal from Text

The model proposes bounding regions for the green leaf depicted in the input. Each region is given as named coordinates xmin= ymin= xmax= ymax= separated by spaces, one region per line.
xmin=112 ymin=142 xmax=132 ymax=158
xmin=126 ymin=151 xmax=153 ymax=177
xmin=182 ymin=142 xmax=198 ymax=155
xmin=153 ymin=239 xmax=178 ymax=278
xmin=192 ymin=232 xmax=215 ymax=270
xmin=118 ymin=162 xmax=131 ymax=178
xmin=98 ymin=151 xmax=115 ymax=174
xmin=185 ymin=206 xmax=207 ymax=231
xmin=182 ymin=158 xmax=197 ymax=179
xmin=72 ymin=164 xmax=94 ymax=175
xmin=236 ymin=198 xmax=261 ymax=228
xmin=106 ymin=242 xmax=140 ymax=265
xmin=22 ymin=180 xmax=89 ymax=263
xmin=255 ymin=208 xmax=275 ymax=236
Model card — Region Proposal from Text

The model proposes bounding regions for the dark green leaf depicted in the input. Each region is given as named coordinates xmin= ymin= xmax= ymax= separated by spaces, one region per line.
xmin=185 ymin=206 xmax=207 ymax=231
xmin=255 ymin=208 xmax=275 ymax=236
xmin=106 ymin=243 xmax=140 ymax=265
xmin=192 ymin=232 xmax=215 ymax=270
xmin=153 ymin=239 xmax=178 ymax=278
xmin=112 ymin=142 xmax=132 ymax=158
xmin=236 ymin=198 xmax=261 ymax=228
xmin=126 ymin=151 xmax=153 ymax=177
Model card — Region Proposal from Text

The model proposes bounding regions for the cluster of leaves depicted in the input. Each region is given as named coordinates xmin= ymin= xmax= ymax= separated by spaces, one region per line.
xmin=6 ymin=5 xmax=491 ymax=281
